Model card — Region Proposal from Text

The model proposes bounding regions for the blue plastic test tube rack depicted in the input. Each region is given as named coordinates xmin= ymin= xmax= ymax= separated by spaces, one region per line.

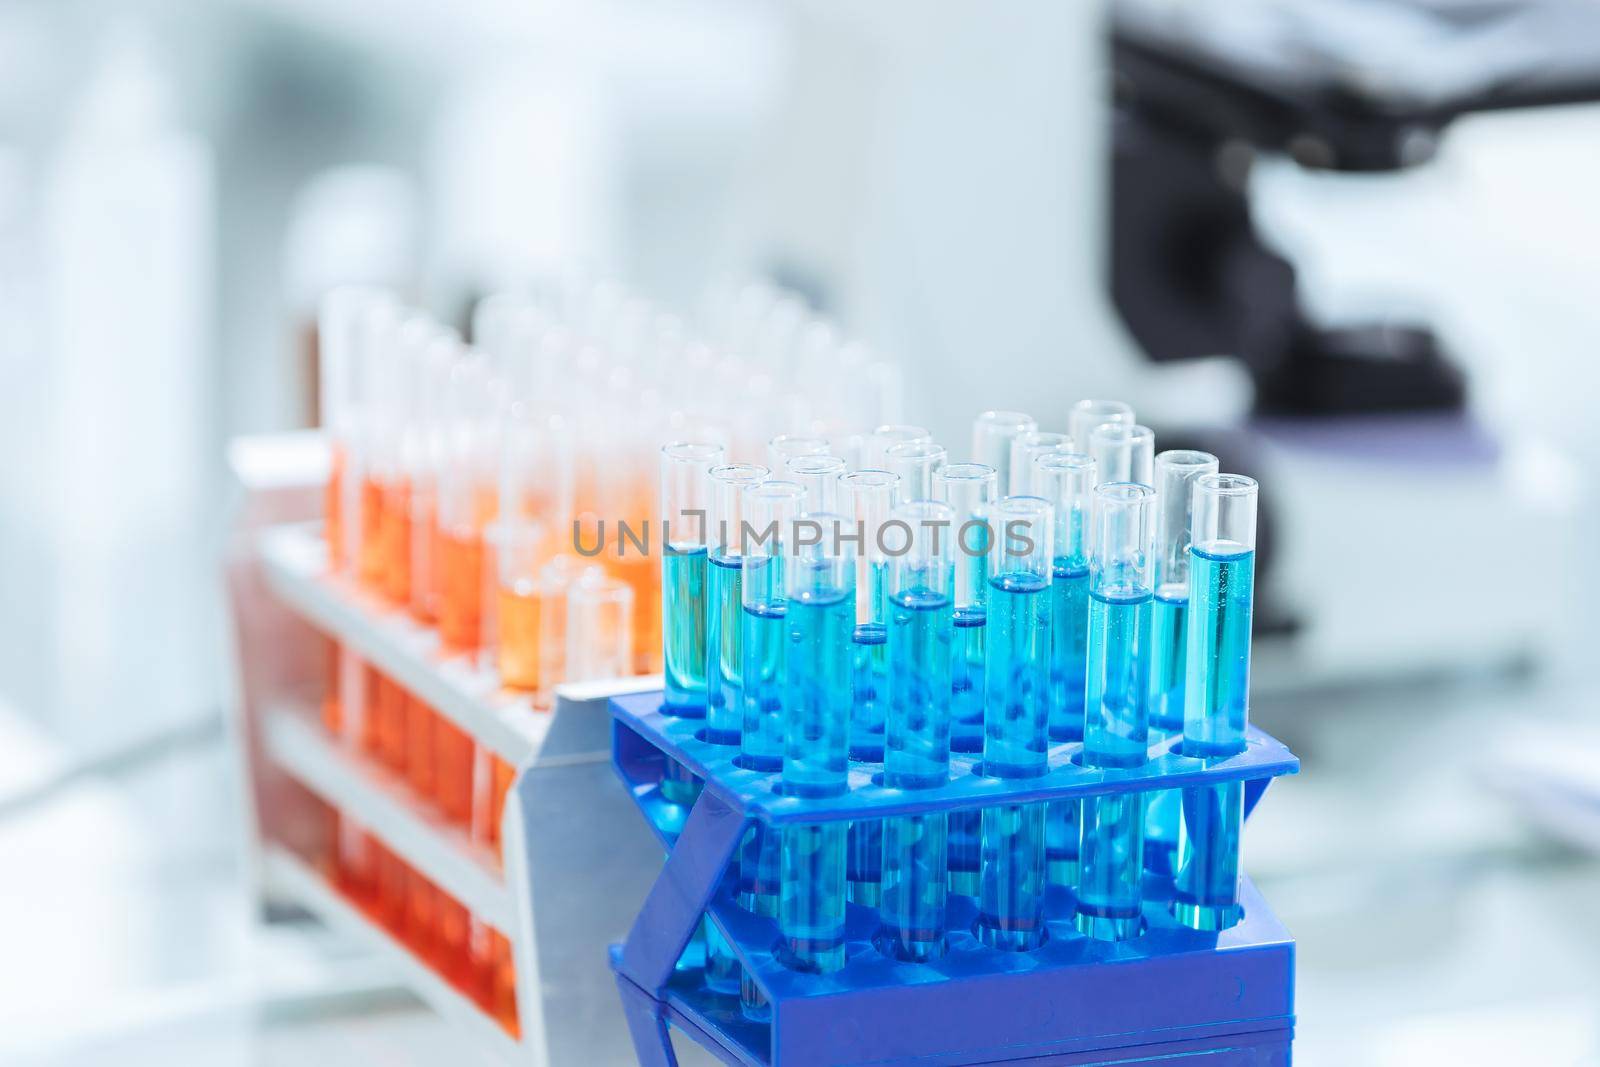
xmin=608 ymin=690 xmax=1299 ymax=1067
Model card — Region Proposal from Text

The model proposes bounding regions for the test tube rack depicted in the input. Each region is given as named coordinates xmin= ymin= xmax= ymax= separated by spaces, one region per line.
xmin=608 ymin=690 xmax=1299 ymax=1067
xmin=225 ymin=432 xmax=665 ymax=1066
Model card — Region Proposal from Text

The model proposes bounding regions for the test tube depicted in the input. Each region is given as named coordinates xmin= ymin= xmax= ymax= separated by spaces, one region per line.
xmin=740 ymin=481 xmax=808 ymax=771
xmin=704 ymin=464 xmax=771 ymax=745
xmin=877 ymin=500 xmax=956 ymax=962
xmin=494 ymin=407 xmax=558 ymax=692
xmin=1088 ymin=423 xmax=1156 ymax=488
xmin=737 ymin=479 xmax=804 ymax=1017
xmin=933 ymin=462 xmax=997 ymax=896
xmin=659 ymin=441 xmax=724 ymax=715
xmin=767 ymin=433 xmax=829 ymax=474
xmin=884 ymin=440 xmax=947 ymax=502
xmin=1143 ymin=451 xmax=1220 ymax=878
xmin=409 ymin=334 xmax=456 ymax=627
xmin=1174 ymin=474 xmax=1257 ymax=931
xmin=1007 ymin=431 xmax=1072 ymax=496
xmin=979 ymin=496 xmax=1053 ymax=952
xmin=1067 ymin=399 xmax=1134 ymax=453
xmin=566 ymin=573 xmax=634 ymax=682
xmin=780 ymin=512 xmax=855 ymax=974
xmin=970 ymin=410 xmax=1037 ymax=492
xmin=1034 ymin=452 xmax=1095 ymax=886
xmin=863 ymin=424 xmax=931 ymax=471
xmin=839 ymin=470 xmax=898 ymax=761
xmin=839 ymin=470 xmax=898 ymax=910
xmin=437 ymin=350 xmax=497 ymax=655
xmin=1077 ymin=482 xmax=1155 ymax=942
xmin=787 ymin=454 xmax=846 ymax=512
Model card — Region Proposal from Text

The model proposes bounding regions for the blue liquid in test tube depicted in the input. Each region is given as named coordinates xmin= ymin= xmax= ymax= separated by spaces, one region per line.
xmin=702 ymin=463 xmax=770 ymax=995
xmin=842 ymin=470 xmax=897 ymax=908
xmin=1175 ymin=473 xmax=1257 ymax=931
xmin=877 ymin=502 xmax=955 ymax=961
xmin=740 ymin=482 xmax=806 ymax=772
xmin=779 ymin=512 xmax=855 ymax=973
xmin=979 ymin=496 xmax=1053 ymax=952
xmin=1076 ymin=481 xmax=1155 ymax=941
xmin=660 ymin=442 xmax=723 ymax=804
xmin=1144 ymin=450 xmax=1218 ymax=875
xmin=1035 ymin=452 xmax=1095 ymax=886
xmin=935 ymin=461 xmax=998 ymax=895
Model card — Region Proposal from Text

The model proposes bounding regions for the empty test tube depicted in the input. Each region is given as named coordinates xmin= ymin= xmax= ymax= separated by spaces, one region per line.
xmin=780 ymin=513 xmax=855 ymax=973
xmin=1077 ymin=482 xmax=1155 ymax=941
xmin=933 ymin=462 xmax=997 ymax=895
xmin=863 ymin=424 xmax=931 ymax=471
xmin=840 ymin=470 xmax=899 ymax=909
xmin=1033 ymin=451 xmax=1096 ymax=887
xmin=1144 ymin=451 xmax=1219 ymax=876
xmin=660 ymin=442 xmax=724 ymax=714
xmin=979 ymin=496 xmax=1053 ymax=952
xmin=1089 ymin=423 xmax=1156 ymax=488
xmin=884 ymin=440 xmax=947 ymax=502
xmin=787 ymin=454 xmax=846 ymax=512
xmin=767 ymin=433 xmax=830 ymax=475
xmin=1067 ymin=399 xmax=1134 ymax=454
xmin=878 ymin=501 xmax=956 ymax=962
xmin=566 ymin=574 xmax=634 ymax=682
xmin=970 ymin=410 xmax=1037 ymax=492
xmin=1008 ymin=431 xmax=1072 ymax=496
xmin=1175 ymin=474 xmax=1257 ymax=931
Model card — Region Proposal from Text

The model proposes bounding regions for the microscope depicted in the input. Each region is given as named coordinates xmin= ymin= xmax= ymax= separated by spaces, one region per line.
xmin=1109 ymin=0 xmax=1597 ymax=691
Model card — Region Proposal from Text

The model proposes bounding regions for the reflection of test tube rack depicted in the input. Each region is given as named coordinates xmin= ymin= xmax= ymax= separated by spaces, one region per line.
xmin=609 ymin=688 xmax=1299 ymax=1066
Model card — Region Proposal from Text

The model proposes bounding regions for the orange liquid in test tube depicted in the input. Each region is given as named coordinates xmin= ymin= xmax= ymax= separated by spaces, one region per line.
xmin=321 ymin=634 xmax=340 ymax=735
xmin=497 ymin=586 xmax=541 ymax=690
xmin=435 ymin=717 xmax=475 ymax=829
xmin=326 ymin=444 xmax=344 ymax=570
xmin=490 ymin=930 xmax=519 ymax=1036
xmin=381 ymin=478 xmax=412 ymax=605
xmin=376 ymin=674 xmax=407 ymax=774
xmin=439 ymin=527 xmax=484 ymax=653
xmin=359 ymin=476 xmax=385 ymax=590
xmin=405 ymin=694 xmax=436 ymax=802
xmin=410 ymin=489 xmax=441 ymax=625
xmin=375 ymin=844 xmax=408 ymax=931
xmin=437 ymin=894 xmax=471 ymax=987
xmin=404 ymin=870 xmax=438 ymax=961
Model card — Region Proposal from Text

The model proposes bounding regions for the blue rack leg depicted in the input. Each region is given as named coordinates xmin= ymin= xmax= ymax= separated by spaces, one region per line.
xmin=618 ymin=786 xmax=751 ymax=998
xmin=617 ymin=973 xmax=681 ymax=1067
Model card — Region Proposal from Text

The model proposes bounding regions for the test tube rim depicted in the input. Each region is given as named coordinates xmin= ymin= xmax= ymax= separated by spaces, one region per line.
xmin=1195 ymin=472 xmax=1258 ymax=496
xmin=1093 ymin=480 xmax=1156 ymax=506
xmin=840 ymin=469 xmax=899 ymax=489
xmin=708 ymin=462 xmax=770 ymax=485
xmin=883 ymin=439 xmax=948 ymax=462
xmin=661 ymin=440 xmax=726 ymax=464
xmin=934 ymin=462 xmax=998 ymax=484
xmin=1034 ymin=450 xmax=1095 ymax=474
xmin=1155 ymin=449 xmax=1220 ymax=478
xmin=1088 ymin=422 xmax=1156 ymax=449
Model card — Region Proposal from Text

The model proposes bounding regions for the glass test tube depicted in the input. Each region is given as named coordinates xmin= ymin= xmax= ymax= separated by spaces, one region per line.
xmin=1033 ymin=452 xmax=1096 ymax=887
xmin=566 ymin=573 xmax=634 ymax=682
xmin=494 ymin=405 xmax=559 ymax=692
xmin=780 ymin=513 xmax=855 ymax=974
xmin=970 ymin=410 xmax=1037 ymax=493
xmin=1077 ymin=482 xmax=1155 ymax=942
xmin=740 ymin=480 xmax=808 ymax=771
xmin=704 ymin=464 xmax=771 ymax=745
xmin=787 ymin=454 xmax=846 ymax=513
xmin=839 ymin=470 xmax=898 ymax=910
xmin=878 ymin=501 xmax=955 ymax=962
xmin=1143 ymin=451 xmax=1220 ymax=878
xmin=1089 ymin=423 xmax=1156 ymax=488
xmin=660 ymin=442 xmax=724 ymax=714
xmin=1067 ymin=399 xmax=1134 ymax=453
xmin=864 ymin=424 xmax=931 ymax=471
xmin=884 ymin=440 xmax=946 ymax=503
xmin=1007 ymin=431 xmax=1072 ymax=496
xmin=438 ymin=350 xmax=496 ymax=655
xmin=933 ymin=462 xmax=997 ymax=896
xmin=701 ymin=463 xmax=770 ymax=998
xmin=767 ymin=433 xmax=830 ymax=475
xmin=1174 ymin=474 xmax=1257 ymax=931
xmin=979 ymin=496 xmax=1053 ymax=952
